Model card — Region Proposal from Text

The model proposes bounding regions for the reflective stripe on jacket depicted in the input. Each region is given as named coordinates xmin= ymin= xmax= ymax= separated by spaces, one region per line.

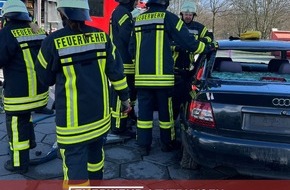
xmin=187 ymin=21 xmax=212 ymax=43
xmin=172 ymin=21 xmax=213 ymax=75
xmin=110 ymin=4 xmax=135 ymax=74
xmin=0 ymin=21 xmax=49 ymax=113
xmin=35 ymin=24 xmax=129 ymax=147
xmin=130 ymin=5 xmax=205 ymax=88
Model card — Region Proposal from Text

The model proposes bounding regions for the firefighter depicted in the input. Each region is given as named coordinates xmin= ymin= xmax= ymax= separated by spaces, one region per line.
xmin=0 ymin=0 xmax=53 ymax=115
xmin=131 ymin=0 xmax=148 ymax=18
xmin=1 ymin=1 xmax=37 ymax=28
xmin=109 ymin=0 xmax=137 ymax=137
xmin=172 ymin=0 xmax=213 ymax=121
xmin=129 ymin=0 xmax=212 ymax=156
xmin=180 ymin=0 xmax=212 ymax=44
xmin=0 ymin=0 xmax=49 ymax=173
xmin=34 ymin=0 xmax=130 ymax=186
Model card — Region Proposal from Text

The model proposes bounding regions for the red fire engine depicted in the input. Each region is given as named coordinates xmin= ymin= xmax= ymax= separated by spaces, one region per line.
xmin=86 ymin=0 xmax=118 ymax=33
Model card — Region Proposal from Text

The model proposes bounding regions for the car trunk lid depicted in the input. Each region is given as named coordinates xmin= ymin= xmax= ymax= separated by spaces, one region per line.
xmin=203 ymin=80 xmax=290 ymax=143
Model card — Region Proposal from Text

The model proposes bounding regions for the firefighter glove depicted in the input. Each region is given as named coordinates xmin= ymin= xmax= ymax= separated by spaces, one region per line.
xmin=121 ymin=99 xmax=132 ymax=114
xmin=203 ymin=42 xmax=218 ymax=54
xmin=200 ymin=38 xmax=209 ymax=44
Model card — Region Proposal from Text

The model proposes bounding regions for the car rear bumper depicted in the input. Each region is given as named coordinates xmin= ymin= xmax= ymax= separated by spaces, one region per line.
xmin=182 ymin=127 xmax=290 ymax=179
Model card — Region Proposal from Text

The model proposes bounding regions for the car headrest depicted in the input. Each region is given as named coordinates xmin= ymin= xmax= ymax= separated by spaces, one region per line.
xmin=268 ymin=59 xmax=289 ymax=72
xmin=278 ymin=63 xmax=290 ymax=74
xmin=213 ymin=57 xmax=233 ymax=71
xmin=218 ymin=61 xmax=242 ymax=73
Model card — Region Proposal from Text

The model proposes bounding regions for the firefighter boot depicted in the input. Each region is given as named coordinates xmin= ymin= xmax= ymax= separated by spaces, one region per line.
xmin=138 ymin=145 xmax=151 ymax=156
xmin=4 ymin=149 xmax=29 ymax=174
xmin=4 ymin=160 xmax=28 ymax=174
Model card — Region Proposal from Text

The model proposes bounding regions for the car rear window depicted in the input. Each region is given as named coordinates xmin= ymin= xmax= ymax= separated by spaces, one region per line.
xmin=211 ymin=50 xmax=290 ymax=82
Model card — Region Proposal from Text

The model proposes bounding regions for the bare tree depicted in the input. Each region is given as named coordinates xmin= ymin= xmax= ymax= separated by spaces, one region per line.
xmin=228 ymin=0 xmax=290 ymax=39
xmin=167 ymin=0 xmax=290 ymax=39
xmin=200 ymin=0 xmax=229 ymax=33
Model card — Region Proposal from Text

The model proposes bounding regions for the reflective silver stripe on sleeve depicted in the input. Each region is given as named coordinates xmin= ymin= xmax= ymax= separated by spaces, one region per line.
xmin=58 ymin=43 xmax=106 ymax=56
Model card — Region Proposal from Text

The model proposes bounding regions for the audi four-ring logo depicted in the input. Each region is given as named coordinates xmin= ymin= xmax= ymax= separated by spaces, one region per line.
xmin=272 ymin=98 xmax=290 ymax=106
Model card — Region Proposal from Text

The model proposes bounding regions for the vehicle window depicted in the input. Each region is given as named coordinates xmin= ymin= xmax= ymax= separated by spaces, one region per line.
xmin=216 ymin=50 xmax=278 ymax=64
xmin=212 ymin=50 xmax=290 ymax=82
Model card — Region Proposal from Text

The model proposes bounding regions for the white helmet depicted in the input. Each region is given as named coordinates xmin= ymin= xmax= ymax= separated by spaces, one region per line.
xmin=57 ymin=0 xmax=91 ymax=21
xmin=1 ymin=0 xmax=31 ymax=21
xmin=180 ymin=0 xmax=197 ymax=15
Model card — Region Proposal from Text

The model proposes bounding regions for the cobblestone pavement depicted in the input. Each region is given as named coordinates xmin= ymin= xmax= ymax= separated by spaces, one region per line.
xmin=0 ymin=110 xmax=237 ymax=181
xmin=0 ymin=92 xmax=249 ymax=183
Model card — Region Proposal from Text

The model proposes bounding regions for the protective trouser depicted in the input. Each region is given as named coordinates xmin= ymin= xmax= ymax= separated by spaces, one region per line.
xmin=110 ymin=74 xmax=137 ymax=133
xmin=172 ymin=75 xmax=192 ymax=120
xmin=60 ymin=136 xmax=105 ymax=186
xmin=6 ymin=112 xmax=33 ymax=168
xmin=137 ymin=88 xmax=175 ymax=147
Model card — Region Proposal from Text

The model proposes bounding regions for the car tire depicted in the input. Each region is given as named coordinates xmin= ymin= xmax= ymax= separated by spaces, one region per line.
xmin=180 ymin=146 xmax=200 ymax=170
xmin=179 ymin=103 xmax=200 ymax=170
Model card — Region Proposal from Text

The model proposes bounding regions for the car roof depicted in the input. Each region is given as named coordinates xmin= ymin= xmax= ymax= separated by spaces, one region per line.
xmin=217 ymin=39 xmax=290 ymax=51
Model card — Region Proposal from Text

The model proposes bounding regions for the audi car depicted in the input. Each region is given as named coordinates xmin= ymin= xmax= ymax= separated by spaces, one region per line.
xmin=180 ymin=39 xmax=290 ymax=179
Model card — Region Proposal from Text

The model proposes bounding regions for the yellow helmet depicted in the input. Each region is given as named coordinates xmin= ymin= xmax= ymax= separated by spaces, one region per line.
xmin=57 ymin=0 xmax=91 ymax=21
xmin=1 ymin=0 xmax=31 ymax=21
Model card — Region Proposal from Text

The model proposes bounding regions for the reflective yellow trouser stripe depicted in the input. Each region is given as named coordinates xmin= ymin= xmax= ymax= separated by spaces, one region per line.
xmin=11 ymin=116 xmax=20 ymax=167
xmin=137 ymin=120 xmax=153 ymax=129
xmin=88 ymin=148 xmax=104 ymax=172
xmin=61 ymin=148 xmax=90 ymax=188
xmin=159 ymin=96 xmax=175 ymax=140
xmin=60 ymin=149 xmax=69 ymax=180
xmin=169 ymin=96 xmax=175 ymax=140
xmin=10 ymin=116 xmax=29 ymax=167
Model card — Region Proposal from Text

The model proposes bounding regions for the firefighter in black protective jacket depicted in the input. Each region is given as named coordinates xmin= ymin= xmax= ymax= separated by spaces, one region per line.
xmin=172 ymin=0 xmax=213 ymax=121
xmin=109 ymin=0 xmax=137 ymax=136
xmin=34 ymin=0 xmax=130 ymax=186
xmin=0 ymin=0 xmax=49 ymax=173
xmin=129 ymin=0 xmax=212 ymax=156
xmin=0 ymin=0 xmax=54 ymax=115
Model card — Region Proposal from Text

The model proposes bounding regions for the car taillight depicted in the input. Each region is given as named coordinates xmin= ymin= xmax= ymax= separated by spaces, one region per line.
xmin=188 ymin=100 xmax=215 ymax=128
